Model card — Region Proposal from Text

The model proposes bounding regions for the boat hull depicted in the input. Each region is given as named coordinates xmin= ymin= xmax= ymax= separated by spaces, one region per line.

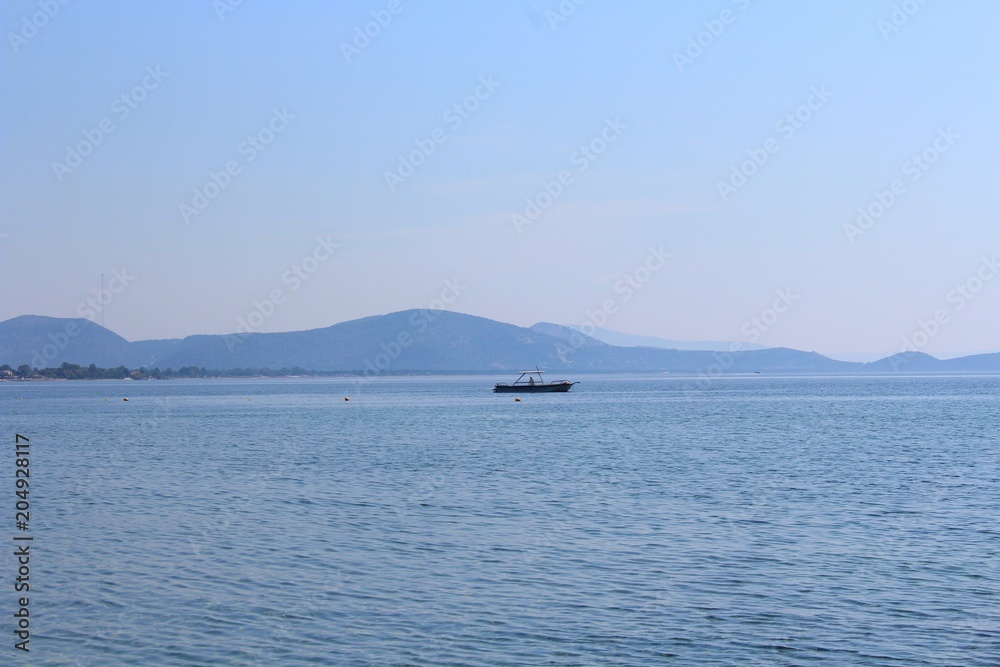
xmin=493 ymin=382 xmax=577 ymax=393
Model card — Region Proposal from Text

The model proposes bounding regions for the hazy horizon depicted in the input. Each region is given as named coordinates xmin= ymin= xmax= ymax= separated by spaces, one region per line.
xmin=3 ymin=1 xmax=998 ymax=360
xmin=5 ymin=308 xmax=997 ymax=364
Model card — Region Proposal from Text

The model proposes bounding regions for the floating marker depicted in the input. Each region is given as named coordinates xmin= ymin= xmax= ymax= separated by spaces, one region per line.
xmin=514 ymin=397 xmax=521 ymax=402
xmin=344 ymin=397 xmax=350 ymax=401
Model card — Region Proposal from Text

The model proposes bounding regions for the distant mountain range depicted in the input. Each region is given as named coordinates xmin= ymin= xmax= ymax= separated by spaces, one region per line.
xmin=564 ymin=324 xmax=769 ymax=351
xmin=2 ymin=311 xmax=999 ymax=374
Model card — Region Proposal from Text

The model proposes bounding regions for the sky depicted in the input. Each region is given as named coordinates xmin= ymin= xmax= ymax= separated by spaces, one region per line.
xmin=2 ymin=0 xmax=998 ymax=361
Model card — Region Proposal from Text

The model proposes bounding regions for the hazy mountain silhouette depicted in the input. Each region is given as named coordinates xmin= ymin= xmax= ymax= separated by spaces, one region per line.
xmin=2 ymin=311 xmax=998 ymax=374
xmin=563 ymin=324 xmax=770 ymax=351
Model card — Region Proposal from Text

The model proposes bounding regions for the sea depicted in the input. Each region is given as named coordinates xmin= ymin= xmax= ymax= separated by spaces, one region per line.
xmin=0 ymin=374 xmax=997 ymax=666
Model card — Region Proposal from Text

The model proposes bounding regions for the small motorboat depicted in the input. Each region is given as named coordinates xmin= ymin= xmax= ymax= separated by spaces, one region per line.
xmin=493 ymin=369 xmax=578 ymax=393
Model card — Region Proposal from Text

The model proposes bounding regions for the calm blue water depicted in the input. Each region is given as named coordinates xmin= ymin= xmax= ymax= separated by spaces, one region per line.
xmin=1 ymin=375 xmax=998 ymax=666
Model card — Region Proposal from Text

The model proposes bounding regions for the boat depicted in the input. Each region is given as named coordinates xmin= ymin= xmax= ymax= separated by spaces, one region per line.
xmin=493 ymin=369 xmax=578 ymax=393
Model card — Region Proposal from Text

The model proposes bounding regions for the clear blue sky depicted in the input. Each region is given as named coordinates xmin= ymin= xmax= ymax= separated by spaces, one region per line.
xmin=2 ymin=0 xmax=998 ymax=360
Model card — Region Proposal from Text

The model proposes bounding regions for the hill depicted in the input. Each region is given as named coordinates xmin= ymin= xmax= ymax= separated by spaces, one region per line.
xmin=1 ymin=310 xmax=998 ymax=374
xmin=0 ymin=315 xmax=133 ymax=368
xmin=564 ymin=324 xmax=769 ymax=351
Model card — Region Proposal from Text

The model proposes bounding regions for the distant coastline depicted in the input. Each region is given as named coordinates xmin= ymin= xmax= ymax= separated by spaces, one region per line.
xmin=0 ymin=362 xmax=319 ymax=381
xmin=5 ymin=362 xmax=1000 ymax=383
xmin=3 ymin=311 xmax=999 ymax=376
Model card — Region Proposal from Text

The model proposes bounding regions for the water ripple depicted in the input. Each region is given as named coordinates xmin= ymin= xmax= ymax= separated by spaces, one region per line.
xmin=1 ymin=375 xmax=997 ymax=665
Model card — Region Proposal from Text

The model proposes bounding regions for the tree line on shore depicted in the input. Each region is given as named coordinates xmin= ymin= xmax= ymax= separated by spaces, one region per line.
xmin=0 ymin=362 xmax=313 ymax=380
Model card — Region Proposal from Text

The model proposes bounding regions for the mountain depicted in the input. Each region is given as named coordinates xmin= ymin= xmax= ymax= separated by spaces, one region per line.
xmin=860 ymin=352 xmax=943 ymax=373
xmin=150 ymin=310 xmax=574 ymax=372
xmin=1 ymin=310 xmax=998 ymax=374
xmin=0 ymin=315 xmax=188 ymax=369
xmin=564 ymin=324 xmax=769 ymax=351
xmin=0 ymin=315 xmax=132 ymax=368
xmin=938 ymin=352 xmax=1000 ymax=372
xmin=529 ymin=322 xmax=608 ymax=348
